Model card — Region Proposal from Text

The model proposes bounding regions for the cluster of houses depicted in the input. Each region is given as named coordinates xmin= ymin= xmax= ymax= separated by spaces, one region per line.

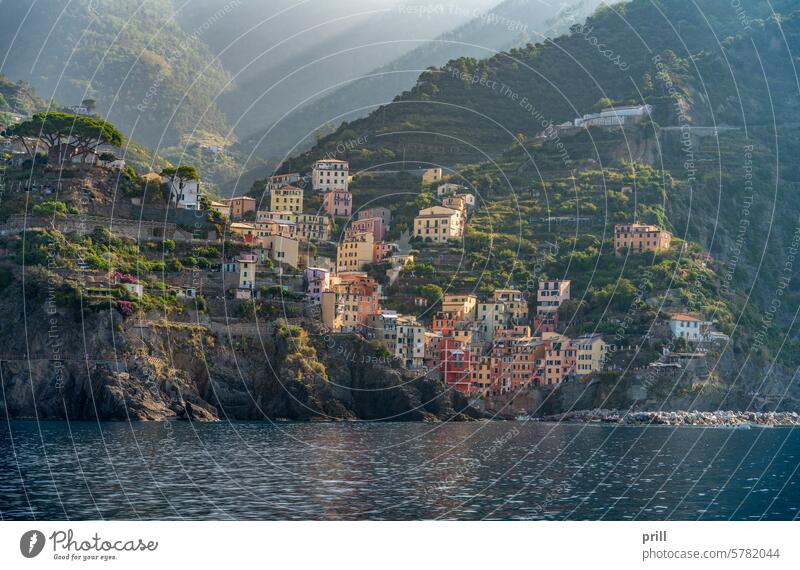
xmin=316 ymin=273 xmax=609 ymax=394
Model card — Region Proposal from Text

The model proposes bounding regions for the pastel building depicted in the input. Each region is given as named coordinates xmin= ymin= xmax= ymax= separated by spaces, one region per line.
xmin=304 ymin=267 xmax=332 ymax=304
xmin=337 ymin=232 xmax=374 ymax=273
xmin=323 ymin=189 xmax=352 ymax=217
xmin=492 ymin=289 xmax=528 ymax=324
xmin=321 ymin=273 xmax=380 ymax=332
xmin=267 ymin=172 xmax=300 ymax=189
xmin=168 ymin=176 xmax=201 ymax=210
xmin=570 ymin=334 xmax=608 ymax=376
xmin=224 ymin=196 xmax=257 ymax=219
xmin=295 ymin=214 xmax=332 ymax=242
xmin=614 ymin=223 xmax=672 ymax=256
xmin=312 ymin=159 xmax=349 ymax=192
xmin=345 ymin=216 xmax=385 ymax=242
xmin=669 ymin=313 xmax=713 ymax=342
xmin=258 ymin=234 xmax=300 ymax=268
xmin=237 ymin=254 xmax=257 ymax=291
xmin=442 ymin=293 xmax=478 ymax=321
xmin=414 ymin=206 xmax=463 ymax=242
xmin=270 ymin=185 xmax=303 ymax=213
xmin=395 ymin=315 xmax=426 ymax=369
xmin=421 ymin=167 xmax=443 ymax=185
xmin=536 ymin=280 xmax=571 ymax=332
xmin=357 ymin=207 xmax=391 ymax=228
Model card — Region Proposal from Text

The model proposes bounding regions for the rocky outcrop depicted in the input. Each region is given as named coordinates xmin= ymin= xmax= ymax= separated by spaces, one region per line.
xmin=534 ymin=408 xmax=800 ymax=426
xmin=0 ymin=279 xmax=478 ymax=422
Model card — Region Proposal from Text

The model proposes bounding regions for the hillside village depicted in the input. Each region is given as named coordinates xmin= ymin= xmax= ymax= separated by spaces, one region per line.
xmin=0 ymin=103 xmax=736 ymax=404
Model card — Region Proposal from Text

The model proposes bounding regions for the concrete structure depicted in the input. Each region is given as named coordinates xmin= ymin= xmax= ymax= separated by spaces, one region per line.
xmin=270 ymin=185 xmax=303 ymax=214
xmin=574 ymin=104 xmax=653 ymax=128
xmin=224 ymin=196 xmax=257 ymax=219
xmin=413 ymin=205 xmax=463 ymax=242
xmin=614 ymin=223 xmax=672 ymax=256
xmin=312 ymin=159 xmax=348 ymax=192
xmin=323 ymin=189 xmax=352 ymax=217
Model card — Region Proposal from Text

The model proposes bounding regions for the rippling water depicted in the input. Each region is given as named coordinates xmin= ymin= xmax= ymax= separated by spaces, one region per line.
xmin=1 ymin=420 xmax=798 ymax=520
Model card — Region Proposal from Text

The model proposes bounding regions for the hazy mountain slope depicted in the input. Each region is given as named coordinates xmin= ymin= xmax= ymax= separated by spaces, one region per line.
xmin=282 ymin=0 xmax=796 ymax=172
xmin=231 ymin=0 xmax=604 ymax=192
xmin=174 ymin=0 xmax=498 ymax=140
xmin=0 ymin=0 xmax=232 ymax=151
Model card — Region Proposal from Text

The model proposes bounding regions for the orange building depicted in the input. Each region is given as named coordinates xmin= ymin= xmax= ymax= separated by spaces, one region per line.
xmin=614 ymin=223 xmax=672 ymax=256
xmin=321 ymin=273 xmax=380 ymax=332
xmin=224 ymin=196 xmax=257 ymax=219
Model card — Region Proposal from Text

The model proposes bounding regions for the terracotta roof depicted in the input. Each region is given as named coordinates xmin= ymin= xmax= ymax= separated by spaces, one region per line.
xmin=670 ymin=313 xmax=700 ymax=322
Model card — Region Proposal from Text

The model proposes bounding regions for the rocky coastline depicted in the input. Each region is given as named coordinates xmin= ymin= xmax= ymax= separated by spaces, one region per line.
xmin=532 ymin=408 xmax=800 ymax=426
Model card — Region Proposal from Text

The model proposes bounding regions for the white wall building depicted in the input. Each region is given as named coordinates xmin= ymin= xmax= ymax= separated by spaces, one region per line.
xmin=169 ymin=177 xmax=201 ymax=210
xmin=312 ymin=159 xmax=348 ymax=192
xmin=669 ymin=313 xmax=713 ymax=342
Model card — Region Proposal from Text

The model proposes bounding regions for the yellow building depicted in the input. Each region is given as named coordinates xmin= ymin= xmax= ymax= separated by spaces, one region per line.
xmin=571 ymin=334 xmax=608 ymax=376
xmin=421 ymin=168 xmax=443 ymax=185
xmin=336 ymin=232 xmax=374 ymax=273
xmin=295 ymin=214 xmax=332 ymax=241
xmin=237 ymin=254 xmax=257 ymax=290
xmin=413 ymin=205 xmax=463 ymax=242
xmin=492 ymin=289 xmax=528 ymax=324
xmin=270 ymin=185 xmax=303 ymax=213
xmin=229 ymin=222 xmax=256 ymax=242
xmin=442 ymin=293 xmax=478 ymax=320
xmin=258 ymin=234 xmax=300 ymax=268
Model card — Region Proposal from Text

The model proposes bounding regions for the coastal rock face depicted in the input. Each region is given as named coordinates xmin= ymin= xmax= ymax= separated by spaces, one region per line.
xmin=0 ymin=281 xmax=477 ymax=422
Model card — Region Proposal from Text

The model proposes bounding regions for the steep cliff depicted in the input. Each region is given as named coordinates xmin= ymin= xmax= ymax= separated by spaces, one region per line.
xmin=0 ymin=272 xmax=478 ymax=422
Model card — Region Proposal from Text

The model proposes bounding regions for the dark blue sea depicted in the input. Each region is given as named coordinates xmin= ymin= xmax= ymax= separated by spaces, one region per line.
xmin=1 ymin=420 xmax=798 ymax=520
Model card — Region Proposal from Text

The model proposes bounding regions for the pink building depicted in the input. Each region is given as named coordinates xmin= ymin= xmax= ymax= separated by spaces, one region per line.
xmin=536 ymin=280 xmax=571 ymax=332
xmin=344 ymin=216 xmax=385 ymax=241
xmin=372 ymin=241 xmax=399 ymax=263
xmin=323 ymin=189 xmax=352 ymax=217
xmin=304 ymin=267 xmax=331 ymax=305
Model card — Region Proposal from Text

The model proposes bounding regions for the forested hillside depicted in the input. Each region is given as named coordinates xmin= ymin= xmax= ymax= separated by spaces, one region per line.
xmin=0 ymin=0 xmax=232 ymax=152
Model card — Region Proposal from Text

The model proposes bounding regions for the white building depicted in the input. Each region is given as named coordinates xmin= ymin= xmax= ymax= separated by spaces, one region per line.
xmin=312 ymin=159 xmax=348 ymax=192
xmin=437 ymin=182 xmax=464 ymax=197
xmin=169 ymin=177 xmax=201 ymax=210
xmin=669 ymin=313 xmax=713 ymax=342
xmin=574 ymin=104 xmax=653 ymax=128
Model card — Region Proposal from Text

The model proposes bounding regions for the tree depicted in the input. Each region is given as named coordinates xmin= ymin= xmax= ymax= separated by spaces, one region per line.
xmin=418 ymin=283 xmax=444 ymax=305
xmin=4 ymin=112 xmax=123 ymax=165
xmin=161 ymin=165 xmax=199 ymax=181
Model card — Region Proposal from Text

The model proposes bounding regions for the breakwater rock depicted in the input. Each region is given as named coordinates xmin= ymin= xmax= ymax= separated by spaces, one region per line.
xmin=534 ymin=409 xmax=800 ymax=426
